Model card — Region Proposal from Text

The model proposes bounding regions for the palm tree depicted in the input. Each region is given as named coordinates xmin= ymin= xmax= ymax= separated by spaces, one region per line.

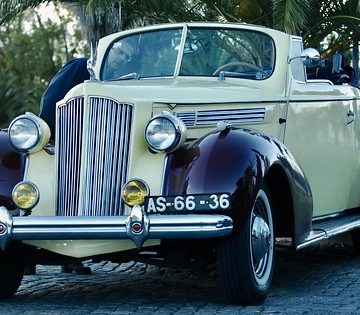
xmin=303 ymin=0 xmax=360 ymax=82
xmin=2 ymin=1 xmax=358 ymax=40
xmin=0 ymin=0 xmax=202 ymax=44
xmin=192 ymin=0 xmax=360 ymax=83
xmin=191 ymin=0 xmax=313 ymax=35
xmin=304 ymin=1 xmax=360 ymax=50
xmin=1 ymin=0 xmax=359 ymax=81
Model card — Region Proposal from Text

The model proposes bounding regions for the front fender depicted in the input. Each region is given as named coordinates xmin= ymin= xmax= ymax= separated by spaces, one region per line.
xmin=0 ymin=130 xmax=26 ymax=209
xmin=163 ymin=128 xmax=312 ymax=243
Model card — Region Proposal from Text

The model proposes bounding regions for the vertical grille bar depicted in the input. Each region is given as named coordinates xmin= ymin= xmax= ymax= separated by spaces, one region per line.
xmin=56 ymin=98 xmax=84 ymax=216
xmin=82 ymin=97 xmax=132 ymax=216
xmin=56 ymin=96 xmax=133 ymax=216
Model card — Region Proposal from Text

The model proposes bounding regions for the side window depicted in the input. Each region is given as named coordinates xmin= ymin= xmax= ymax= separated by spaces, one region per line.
xmin=290 ymin=38 xmax=306 ymax=82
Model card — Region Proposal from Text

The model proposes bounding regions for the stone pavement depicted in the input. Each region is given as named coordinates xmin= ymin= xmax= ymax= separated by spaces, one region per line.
xmin=1 ymin=235 xmax=360 ymax=314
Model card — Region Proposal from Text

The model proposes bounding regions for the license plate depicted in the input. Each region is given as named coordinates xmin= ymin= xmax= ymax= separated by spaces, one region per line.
xmin=145 ymin=193 xmax=231 ymax=214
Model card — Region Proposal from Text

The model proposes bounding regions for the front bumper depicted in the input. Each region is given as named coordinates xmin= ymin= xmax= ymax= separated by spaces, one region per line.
xmin=0 ymin=205 xmax=233 ymax=250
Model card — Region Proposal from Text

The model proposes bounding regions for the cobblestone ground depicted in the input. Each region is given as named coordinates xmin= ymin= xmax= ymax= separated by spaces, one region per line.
xmin=1 ymin=235 xmax=360 ymax=314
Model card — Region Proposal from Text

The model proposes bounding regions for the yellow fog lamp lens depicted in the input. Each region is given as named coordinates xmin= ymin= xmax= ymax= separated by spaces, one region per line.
xmin=122 ymin=179 xmax=149 ymax=206
xmin=12 ymin=181 xmax=39 ymax=210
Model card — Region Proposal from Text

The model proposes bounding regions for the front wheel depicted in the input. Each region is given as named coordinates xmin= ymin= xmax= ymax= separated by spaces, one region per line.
xmin=0 ymin=246 xmax=25 ymax=299
xmin=217 ymin=186 xmax=275 ymax=305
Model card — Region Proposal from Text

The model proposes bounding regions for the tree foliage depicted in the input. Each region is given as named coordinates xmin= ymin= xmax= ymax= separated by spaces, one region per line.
xmin=191 ymin=0 xmax=312 ymax=34
xmin=1 ymin=0 xmax=203 ymax=44
xmin=304 ymin=1 xmax=360 ymax=51
xmin=1 ymin=1 xmax=359 ymax=51
xmin=0 ymin=0 xmax=359 ymax=127
xmin=0 ymin=5 xmax=87 ymax=127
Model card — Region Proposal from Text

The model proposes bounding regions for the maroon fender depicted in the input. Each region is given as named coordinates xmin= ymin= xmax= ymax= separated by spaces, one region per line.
xmin=0 ymin=130 xmax=26 ymax=210
xmin=163 ymin=127 xmax=313 ymax=245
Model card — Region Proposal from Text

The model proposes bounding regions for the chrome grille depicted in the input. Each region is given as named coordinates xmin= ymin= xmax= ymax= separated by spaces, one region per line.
xmin=56 ymin=97 xmax=133 ymax=216
xmin=175 ymin=108 xmax=265 ymax=127
xmin=82 ymin=97 xmax=132 ymax=216
xmin=57 ymin=97 xmax=84 ymax=216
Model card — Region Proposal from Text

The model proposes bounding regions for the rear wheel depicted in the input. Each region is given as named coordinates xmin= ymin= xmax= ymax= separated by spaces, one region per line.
xmin=351 ymin=229 xmax=360 ymax=252
xmin=217 ymin=186 xmax=275 ymax=305
xmin=0 ymin=246 xmax=24 ymax=299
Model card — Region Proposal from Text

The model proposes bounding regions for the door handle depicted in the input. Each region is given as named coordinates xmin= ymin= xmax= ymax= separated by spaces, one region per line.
xmin=347 ymin=109 xmax=355 ymax=125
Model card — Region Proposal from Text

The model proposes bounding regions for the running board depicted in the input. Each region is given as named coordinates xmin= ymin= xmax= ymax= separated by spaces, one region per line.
xmin=296 ymin=211 xmax=360 ymax=250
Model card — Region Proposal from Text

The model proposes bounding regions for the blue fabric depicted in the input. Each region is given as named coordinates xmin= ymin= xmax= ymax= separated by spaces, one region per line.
xmin=39 ymin=57 xmax=89 ymax=138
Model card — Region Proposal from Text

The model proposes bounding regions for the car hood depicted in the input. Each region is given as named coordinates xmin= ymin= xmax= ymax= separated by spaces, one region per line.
xmin=79 ymin=77 xmax=286 ymax=104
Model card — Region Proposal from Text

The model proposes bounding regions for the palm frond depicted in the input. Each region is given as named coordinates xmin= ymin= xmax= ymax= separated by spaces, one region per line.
xmin=273 ymin=0 xmax=312 ymax=34
xmin=0 ymin=0 xmax=50 ymax=25
xmin=304 ymin=15 xmax=360 ymax=53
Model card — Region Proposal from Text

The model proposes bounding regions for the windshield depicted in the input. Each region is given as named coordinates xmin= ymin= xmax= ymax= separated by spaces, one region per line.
xmin=101 ymin=27 xmax=275 ymax=81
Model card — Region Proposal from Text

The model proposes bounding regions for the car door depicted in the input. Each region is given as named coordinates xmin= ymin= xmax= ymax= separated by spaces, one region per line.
xmin=284 ymin=80 xmax=360 ymax=217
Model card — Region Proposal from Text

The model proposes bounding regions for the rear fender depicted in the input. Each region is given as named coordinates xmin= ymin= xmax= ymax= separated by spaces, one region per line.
xmin=163 ymin=128 xmax=312 ymax=244
xmin=0 ymin=130 xmax=27 ymax=209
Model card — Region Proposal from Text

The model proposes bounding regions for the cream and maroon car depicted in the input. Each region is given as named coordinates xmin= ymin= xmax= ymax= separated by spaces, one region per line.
xmin=1 ymin=22 xmax=360 ymax=305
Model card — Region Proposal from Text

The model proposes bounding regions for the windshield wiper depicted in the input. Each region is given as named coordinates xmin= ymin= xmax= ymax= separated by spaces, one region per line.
xmin=111 ymin=72 xmax=140 ymax=81
xmin=218 ymin=71 xmax=251 ymax=81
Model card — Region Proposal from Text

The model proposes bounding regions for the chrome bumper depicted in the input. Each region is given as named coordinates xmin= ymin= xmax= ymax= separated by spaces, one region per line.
xmin=0 ymin=206 xmax=233 ymax=250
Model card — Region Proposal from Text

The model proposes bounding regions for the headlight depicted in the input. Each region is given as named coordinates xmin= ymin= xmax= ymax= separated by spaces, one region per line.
xmin=9 ymin=112 xmax=50 ymax=153
xmin=12 ymin=181 xmax=39 ymax=210
xmin=145 ymin=112 xmax=186 ymax=152
xmin=122 ymin=179 xmax=149 ymax=206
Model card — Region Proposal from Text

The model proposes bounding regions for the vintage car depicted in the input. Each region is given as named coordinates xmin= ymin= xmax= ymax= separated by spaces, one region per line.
xmin=0 ymin=22 xmax=359 ymax=305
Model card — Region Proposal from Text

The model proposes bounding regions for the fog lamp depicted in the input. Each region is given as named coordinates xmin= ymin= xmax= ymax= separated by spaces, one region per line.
xmin=12 ymin=181 xmax=39 ymax=210
xmin=122 ymin=179 xmax=149 ymax=206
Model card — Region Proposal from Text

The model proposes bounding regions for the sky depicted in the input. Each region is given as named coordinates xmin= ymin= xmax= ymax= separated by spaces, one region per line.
xmin=37 ymin=2 xmax=66 ymax=22
xmin=32 ymin=3 xmax=77 ymax=35
xmin=37 ymin=3 xmax=62 ymax=23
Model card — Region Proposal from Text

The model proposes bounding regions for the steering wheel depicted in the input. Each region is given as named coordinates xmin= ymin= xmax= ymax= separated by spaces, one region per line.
xmin=213 ymin=62 xmax=266 ymax=76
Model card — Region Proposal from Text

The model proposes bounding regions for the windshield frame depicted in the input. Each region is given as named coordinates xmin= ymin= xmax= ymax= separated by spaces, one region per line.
xmin=100 ymin=24 xmax=276 ymax=81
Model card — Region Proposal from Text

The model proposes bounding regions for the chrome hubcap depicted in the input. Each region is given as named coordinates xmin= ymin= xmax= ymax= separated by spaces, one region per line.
xmin=249 ymin=189 xmax=274 ymax=287
xmin=251 ymin=214 xmax=270 ymax=265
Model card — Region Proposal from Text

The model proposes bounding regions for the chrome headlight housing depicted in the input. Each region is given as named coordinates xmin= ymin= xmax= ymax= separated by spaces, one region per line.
xmin=9 ymin=113 xmax=50 ymax=153
xmin=145 ymin=112 xmax=186 ymax=153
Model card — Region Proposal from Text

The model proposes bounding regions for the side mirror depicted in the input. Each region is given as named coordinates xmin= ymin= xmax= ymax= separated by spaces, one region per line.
xmin=300 ymin=48 xmax=321 ymax=68
xmin=288 ymin=48 xmax=321 ymax=68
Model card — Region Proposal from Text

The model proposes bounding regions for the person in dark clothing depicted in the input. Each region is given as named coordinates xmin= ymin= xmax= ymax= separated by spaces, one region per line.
xmin=39 ymin=57 xmax=90 ymax=138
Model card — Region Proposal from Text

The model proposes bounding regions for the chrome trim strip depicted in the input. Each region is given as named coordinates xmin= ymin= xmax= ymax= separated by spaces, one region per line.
xmin=295 ymin=230 xmax=326 ymax=250
xmin=160 ymin=155 xmax=169 ymax=195
xmin=173 ymin=24 xmax=188 ymax=79
xmin=23 ymin=155 xmax=30 ymax=181
xmin=307 ymin=79 xmax=333 ymax=85
xmin=297 ymin=214 xmax=360 ymax=250
xmin=0 ymin=206 xmax=233 ymax=250
xmin=175 ymin=108 xmax=266 ymax=127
